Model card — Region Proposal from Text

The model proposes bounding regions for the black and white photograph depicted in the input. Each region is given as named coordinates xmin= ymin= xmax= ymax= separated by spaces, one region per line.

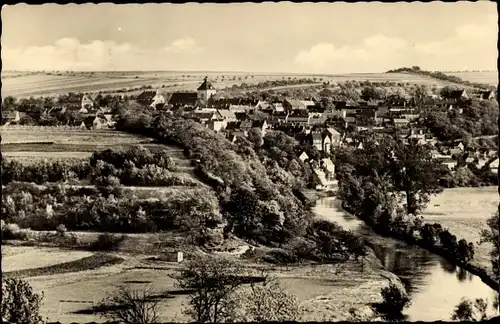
xmin=1 ymin=2 xmax=499 ymax=323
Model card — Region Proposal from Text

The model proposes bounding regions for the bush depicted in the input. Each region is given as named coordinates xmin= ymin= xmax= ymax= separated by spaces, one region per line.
xmin=89 ymin=233 xmax=127 ymax=251
xmin=372 ymin=283 xmax=410 ymax=321
xmin=1 ymin=223 xmax=29 ymax=240
xmin=56 ymin=224 xmax=67 ymax=237
xmin=1 ymin=278 xmax=44 ymax=324
xmin=262 ymin=249 xmax=299 ymax=265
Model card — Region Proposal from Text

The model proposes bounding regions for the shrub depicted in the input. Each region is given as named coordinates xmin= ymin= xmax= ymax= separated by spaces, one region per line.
xmin=56 ymin=224 xmax=67 ymax=237
xmin=372 ymin=283 xmax=410 ymax=321
xmin=1 ymin=278 xmax=44 ymax=324
xmin=1 ymin=223 xmax=29 ymax=241
xmin=89 ymin=233 xmax=127 ymax=251
xmin=262 ymin=249 xmax=298 ymax=265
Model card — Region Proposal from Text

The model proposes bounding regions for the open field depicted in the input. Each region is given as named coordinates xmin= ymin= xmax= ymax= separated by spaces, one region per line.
xmin=446 ymin=71 xmax=498 ymax=86
xmin=0 ymin=127 xmax=191 ymax=165
xmin=421 ymin=186 xmax=498 ymax=271
xmin=1 ymin=244 xmax=396 ymax=322
xmin=1 ymin=70 xmax=460 ymax=98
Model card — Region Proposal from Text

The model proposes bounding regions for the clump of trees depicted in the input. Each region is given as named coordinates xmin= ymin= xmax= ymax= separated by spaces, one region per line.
xmin=2 ymin=146 xmax=196 ymax=188
xmin=1 ymin=278 xmax=45 ymax=324
xmin=386 ymin=66 xmax=495 ymax=90
xmin=336 ymin=135 xmax=476 ymax=266
xmin=172 ymin=255 xmax=302 ymax=323
xmin=1 ymin=159 xmax=89 ymax=185
xmin=2 ymin=181 xmax=221 ymax=236
xmin=118 ymin=113 xmax=315 ymax=246
xmin=421 ymin=99 xmax=498 ymax=142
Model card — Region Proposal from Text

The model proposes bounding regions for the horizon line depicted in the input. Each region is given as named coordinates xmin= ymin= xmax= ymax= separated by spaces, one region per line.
xmin=2 ymin=69 xmax=497 ymax=75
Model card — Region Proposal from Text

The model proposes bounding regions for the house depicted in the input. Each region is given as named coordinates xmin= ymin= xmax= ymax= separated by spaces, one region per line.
xmin=64 ymin=94 xmax=94 ymax=111
xmin=448 ymin=89 xmax=469 ymax=101
xmin=1 ymin=111 xmax=24 ymax=124
xmin=477 ymin=90 xmax=495 ymax=100
xmin=299 ymin=100 xmax=316 ymax=110
xmin=255 ymin=100 xmax=270 ymax=110
xmin=83 ymin=116 xmax=106 ymax=130
xmin=137 ymin=90 xmax=166 ymax=109
xmin=283 ymin=99 xmax=307 ymax=112
xmin=311 ymin=132 xmax=323 ymax=151
xmin=208 ymin=119 xmax=226 ymax=132
xmin=169 ymin=92 xmax=198 ymax=108
xmin=197 ymin=76 xmax=217 ymax=103
xmin=271 ymin=102 xmax=285 ymax=113
xmin=325 ymin=127 xmax=342 ymax=147
xmin=321 ymin=158 xmax=335 ymax=176
xmin=299 ymin=151 xmax=309 ymax=162
xmin=226 ymin=130 xmax=247 ymax=142
xmin=102 ymin=114 xmax=116 ymax=128
xmin=228 ymin=105 xmax=254 ymax=114
xmin=252 ymin=120 xmax=268 ymax=136
xmin=216 ymin=109 xmax=237 ymax=123
xmin=286 ymin=115 xmax=310 ymax=126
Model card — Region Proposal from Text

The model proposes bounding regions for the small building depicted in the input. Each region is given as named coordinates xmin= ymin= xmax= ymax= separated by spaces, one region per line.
xmin=163 ymin=251 xmax=184 ymax=263
xmin=169 ymin=92 xmax=198 ymax=108
xmin=137 ymin=90 xmax=166 ymax=109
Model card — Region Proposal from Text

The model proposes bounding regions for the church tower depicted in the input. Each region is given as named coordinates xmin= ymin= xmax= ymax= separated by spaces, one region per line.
xmin=197 ymin=76 xmax=217 ymax=104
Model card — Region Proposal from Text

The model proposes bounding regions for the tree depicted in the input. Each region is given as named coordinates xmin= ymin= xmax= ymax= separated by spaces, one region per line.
xmin=390 ymin=138 xmax=448 ymax=215
xmin=237 ymin=277 xmax=302 ymax=322
xmin=173 ymin=255 xmax=245 ymax=323
xmin=1 ymin=278 xmax=44 ymax=324
xmin=98 ymin=285 xmax=162 ymax=324
xmin=247 ymin=128 xmax=264 ymax=148
xmin=372 ymin=283 xmax=410 ymax=321
xmin=451 ymin=298 xmax=489 ymax=321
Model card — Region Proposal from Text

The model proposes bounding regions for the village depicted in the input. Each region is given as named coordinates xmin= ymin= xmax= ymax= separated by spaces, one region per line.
xmin=2 ymin=75 xmax=498 ymax=191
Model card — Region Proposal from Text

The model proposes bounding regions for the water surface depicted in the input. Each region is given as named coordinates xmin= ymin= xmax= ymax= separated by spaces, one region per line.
xmin=313 ymin=196 xmax=499 ymax=321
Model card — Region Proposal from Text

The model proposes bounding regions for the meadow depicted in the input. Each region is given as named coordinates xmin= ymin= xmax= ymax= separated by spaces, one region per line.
xmin=421 ymin=186 xmax=498 ymax=271
xmin=1 ymin=70 xmax=457 ymax=98
xmin=0 ymin=127 xmax=186 ymax=164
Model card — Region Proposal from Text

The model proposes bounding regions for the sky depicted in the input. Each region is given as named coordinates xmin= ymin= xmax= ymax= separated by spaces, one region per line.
xmin=1 ymin=2 xmax=498 ymax=73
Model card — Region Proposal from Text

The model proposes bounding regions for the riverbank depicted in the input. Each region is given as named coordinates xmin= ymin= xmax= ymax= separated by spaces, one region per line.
xmin=340 ymin=202 xmax=500 ymax=293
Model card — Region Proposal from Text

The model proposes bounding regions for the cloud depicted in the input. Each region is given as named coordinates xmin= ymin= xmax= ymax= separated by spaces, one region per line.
xmin=2 ymin=37 xmax=205 ymax=71
xmin=294 ymin=18 xmax=497 ymax=73
xmin=2 ymin=38 xmax=139 ymax=71
xmin=163 ymin=37 xmax=203 ymax=54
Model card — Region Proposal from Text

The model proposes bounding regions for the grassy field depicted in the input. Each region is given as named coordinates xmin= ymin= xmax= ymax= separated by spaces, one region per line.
xmin=446 ymin=71 xmax=498 ymax=86
xmin=0 ymin=127 xmax=189 ymax=164
xmin=1 ymin=244 xmax=396 ymax=322
xmin=1 ymin=70 xmax=458 ymax=98
xmin=421 ymin=186 xmax=498 ymax=271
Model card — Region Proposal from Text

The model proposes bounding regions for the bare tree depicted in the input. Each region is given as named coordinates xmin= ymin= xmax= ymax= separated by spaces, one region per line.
xmin=98 ymin=285 xmax=162 ymax=324
xmin=172 ymin=255 xmax=245 ymax=323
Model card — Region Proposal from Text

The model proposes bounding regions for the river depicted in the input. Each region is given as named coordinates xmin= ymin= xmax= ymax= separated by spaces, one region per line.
xmin=313 ymin=196 xmax=499 ymax=321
